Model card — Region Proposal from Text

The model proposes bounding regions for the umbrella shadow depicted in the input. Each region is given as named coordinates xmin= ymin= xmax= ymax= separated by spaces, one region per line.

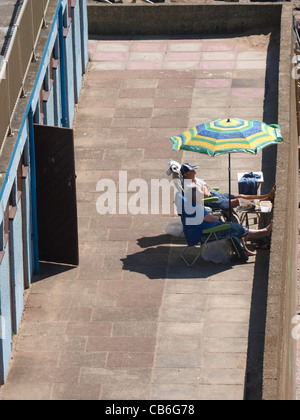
xmin=121 ymin=234 xmax=246 ymax=280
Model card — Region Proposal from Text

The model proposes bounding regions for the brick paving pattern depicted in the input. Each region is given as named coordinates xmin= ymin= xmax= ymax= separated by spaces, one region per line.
xmin=0 ymin=34 xmax=271 ymax=400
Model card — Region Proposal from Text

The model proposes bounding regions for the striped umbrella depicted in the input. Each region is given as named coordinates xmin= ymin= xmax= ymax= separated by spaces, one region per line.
xmin=170 ymin=118 xmax=283 ymax=219
xmin=171 ymin=118 xmax=283 ymax=156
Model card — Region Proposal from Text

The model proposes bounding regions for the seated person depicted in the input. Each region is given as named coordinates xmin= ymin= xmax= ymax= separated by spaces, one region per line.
xmin=177 ymin=192 xmax=273 ymax=257
xmin=180 ymin=163 xmax=275 ymax=213
xmin=202 ymin=209 xmax=272 ymax=256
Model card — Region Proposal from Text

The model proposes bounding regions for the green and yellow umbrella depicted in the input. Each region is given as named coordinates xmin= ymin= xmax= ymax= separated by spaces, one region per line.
xmin=170 ymin=118 xmax=283 ymax=219
xmin=170 ymin=118 xmax=283 ymax=156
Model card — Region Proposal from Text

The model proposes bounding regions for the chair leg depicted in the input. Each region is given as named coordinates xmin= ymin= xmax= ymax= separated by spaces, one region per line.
xmin=230 ymin=236 xmax=249 ymax=262
xmin=181 ymin=246 xmax=201 ymax=267
xmin=230 ymin=237 xmax=238 ymax=255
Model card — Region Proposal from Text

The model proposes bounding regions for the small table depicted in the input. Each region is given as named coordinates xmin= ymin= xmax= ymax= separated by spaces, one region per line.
xmin=236 ymin=205 xmax=271 ymax=229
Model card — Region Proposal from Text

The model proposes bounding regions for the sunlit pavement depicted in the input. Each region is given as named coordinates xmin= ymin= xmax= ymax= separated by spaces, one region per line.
xmin=0 ymin=34 xmax=274 ymax=400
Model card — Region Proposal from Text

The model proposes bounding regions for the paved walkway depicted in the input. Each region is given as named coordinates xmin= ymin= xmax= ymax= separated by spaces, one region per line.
xmin=0 ymin=34 xmax=273 ymax=400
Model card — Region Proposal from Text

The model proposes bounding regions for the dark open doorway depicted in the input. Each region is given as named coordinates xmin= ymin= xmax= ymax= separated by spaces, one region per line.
xmin=34 ymin=124 xmax=79 ymax=266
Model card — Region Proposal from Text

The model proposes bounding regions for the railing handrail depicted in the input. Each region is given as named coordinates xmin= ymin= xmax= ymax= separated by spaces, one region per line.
xmin=0 ymin=0 xmax=50 ymax=149
xmin=0 ymin=0 xmax=29 ymax=80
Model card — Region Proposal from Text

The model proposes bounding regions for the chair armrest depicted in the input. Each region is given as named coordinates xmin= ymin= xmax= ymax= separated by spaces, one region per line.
xmin=203 ymin=197 xmax=219 ymax=204
xmin=203 ymin=224 xmax=231 ymax=234
xmin=211 ymin=187 xmax=219 ymax=192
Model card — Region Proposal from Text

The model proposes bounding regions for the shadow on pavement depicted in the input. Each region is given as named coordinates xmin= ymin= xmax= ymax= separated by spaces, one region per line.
xmin=121 ymin=234 xmax=248 ymax=280
xmin=242 ymin=25 xmax=279 ymax=400
xmin=31 ymin=262 xmax=77 ymax=283
xmin=244 ymin=249 xmax=270 ymax=400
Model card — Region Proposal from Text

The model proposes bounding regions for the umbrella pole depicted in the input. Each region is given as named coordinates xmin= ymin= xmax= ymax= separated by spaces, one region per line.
xmin=228 ymin=153 xmax=232 ymax=221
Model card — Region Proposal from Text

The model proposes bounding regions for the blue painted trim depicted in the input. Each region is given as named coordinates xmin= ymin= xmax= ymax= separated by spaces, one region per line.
xmin=28 ymin=110 xmax=39 ymax=275
xmin=0 ymin=1 xmax=62 ymax=204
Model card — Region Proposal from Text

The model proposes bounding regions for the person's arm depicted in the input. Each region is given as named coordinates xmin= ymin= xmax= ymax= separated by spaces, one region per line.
xmin=192 ymin=184 xmax=204 ymax=204
xmin=203 ymin=184 xmax=211 ymax=198
xmin=194 ymin=179 xmax=210 ymax=198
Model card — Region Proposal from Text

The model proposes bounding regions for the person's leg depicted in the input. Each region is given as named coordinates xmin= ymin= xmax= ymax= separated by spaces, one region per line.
xmin=213 ymin=220 xmax=272 ymax=256
xmin=245 ymin=222 xmax=272 ymax=239
xmin=241 ymin=238 xmax=256 ymax=256
xmin=230 ymin=186 xmax=275 ymax=210
xmin=210 ymin=186 xmax=276 ymax=211
xmin=208 ymin=191 xmax=237 ymax=212
xmin=233 ymin=185 xmax=275 ymax=204
xmin=242 ymin=222 xmax=273 ymax=256
xmin=230 ymin=198 xmax=241 ymax=209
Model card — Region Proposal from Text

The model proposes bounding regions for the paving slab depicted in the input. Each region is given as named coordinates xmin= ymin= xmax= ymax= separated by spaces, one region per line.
xmin=0 ymin=34 xmax=274 ymax=400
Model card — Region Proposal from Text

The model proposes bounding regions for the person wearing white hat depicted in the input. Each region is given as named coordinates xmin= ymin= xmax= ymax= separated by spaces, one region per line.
xmin=180 ymin=163 xmax=275 ymax=212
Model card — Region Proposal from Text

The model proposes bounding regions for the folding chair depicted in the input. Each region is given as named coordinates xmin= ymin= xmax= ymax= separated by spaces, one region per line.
xmin=175 ymin=192 xmax=249 ymax=267
xmin=165 ymin=161 xmax=248 ymax=267
xmin=181 ymin=223 xmax=248 ymax=267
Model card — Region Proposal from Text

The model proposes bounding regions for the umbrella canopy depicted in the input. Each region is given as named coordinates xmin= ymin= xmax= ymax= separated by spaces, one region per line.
xmin=170 ymin=118 xmax=283 ymax=157
xmin=170 ymin=118 xmax=283 ymax=221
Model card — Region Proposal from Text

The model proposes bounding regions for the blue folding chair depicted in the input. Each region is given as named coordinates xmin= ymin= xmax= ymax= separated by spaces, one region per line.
xmin=175 ymin=193 xmax=248 ymax=267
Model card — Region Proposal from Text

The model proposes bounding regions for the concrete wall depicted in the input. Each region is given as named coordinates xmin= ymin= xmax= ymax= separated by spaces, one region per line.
xmin=262 ymin=4 xmax=299 ymax=399
xmin=0 ymin=0 xmax=88 ymax=384
xmin=87 ymin=3 xmax=282 ymax=36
